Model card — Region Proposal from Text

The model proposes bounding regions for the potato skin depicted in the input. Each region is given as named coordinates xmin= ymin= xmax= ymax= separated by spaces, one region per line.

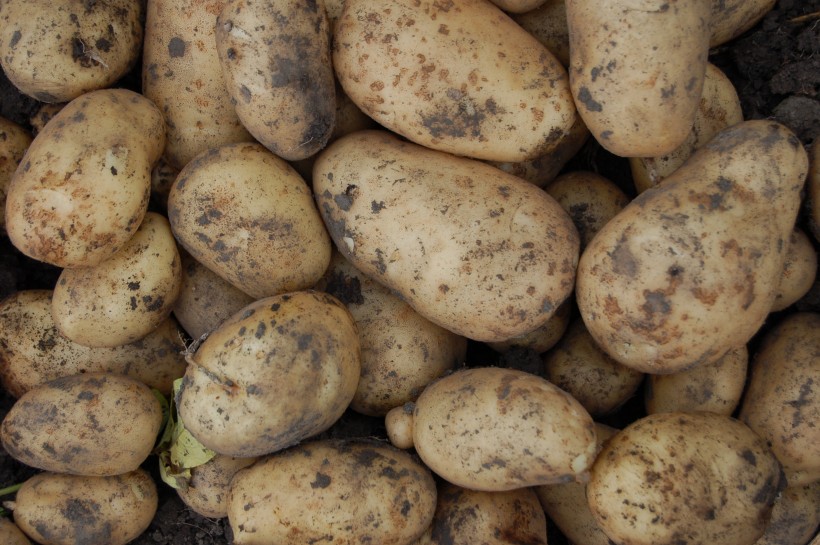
xmin=709 ymin=0 xmax=776 ymax=47
xmin=809 ymin=139 xmax=820 ymax=243
xmin=176 ymin=454 xmax=258 ymax=519
xmin=1 ymin=373 xmax=163 ymax=476
xmin=0 ymin=117 xmax=31 ymax=234
xmin=228 ymin=439 xmax=436 ymax=545
xmin=755 ymin=481 xmax=820 ymax=545
xmin=314 ymin=130 xmax=579 ymax=342
xmin=0 ymin=518 xmax=31 ymax=545
xmin=772 ymin=228 xmax=817 ymax=312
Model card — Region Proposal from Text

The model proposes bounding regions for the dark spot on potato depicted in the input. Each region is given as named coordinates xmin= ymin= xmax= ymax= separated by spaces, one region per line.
xmin=168 ymin=37 xmax=186 ymax=58
xmin=9 ymin=30 xmax=21 ymax=49
xmin=661 ymin=85 xmax=676 ymax=98
xmin=481 ymin=457 xmax=507 ymax=469
xmin=297 ymin=334 xmax=312 ymax=350
xmin=642 ymin=290 xmax=672 ymax=316
xmin=371 ymin=248 xmax=387 ymax=274
xmin=577 ymin=87 xmax=603 ymax=112
xmin=246 ymin=384 xmax=262 ymax=396
xmin=239 ymin=85 xmax=252 ymax=103
xmin=609 ymin=234 xmax=638 ymax=277
xmin=739 ymin=449 xmax=757 ymax=466
xmin=322 ymin=272 xmax=364 ymax=305
xmin=752 ymin=474 xmax=779 ymax=504
xmin=355 ymin=448 xmax=381 ymax=467
xmin=439 ymin=284 xmax=449 ymax=293
xmin=129 ymin=296 xmax=138 ymax=310
xmin=334 ymin=185 xmax=357 ymax=211
xmin=110 ymin=166 xmax=118 ymax=175
xmin=310 ymin=472 xmax=331 ymax=489
xmin=127 ymin=281 xmax=140 ymax=291
xmin=95 ymin=38 xmax=112 ymax=52
xmin=255 ymin=322 xmax=267 ymax=339
xmin=77 ymin=390 xmax=95 ymax=401
xmin=143 ymin=295 xmax=165 ymax=312
xmin=600 ymin=130 xmax=613 ymax=140
xmin=371 ymin=200 xmax=385 ymax=213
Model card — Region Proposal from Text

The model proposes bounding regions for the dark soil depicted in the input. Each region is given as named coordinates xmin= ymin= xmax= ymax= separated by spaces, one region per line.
xmin=1 ymin=1 xmax=819 ymax=543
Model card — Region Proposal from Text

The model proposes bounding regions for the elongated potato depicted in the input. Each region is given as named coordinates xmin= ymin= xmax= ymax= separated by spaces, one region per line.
xmin=0 ymin=117 xmax=32 ymax=234
xmin=334 ymin=0 xmax=576 ymax=162
xmin=314 ymin=130 xmax=579 ymax=342
xmin=576 ymin=120 xmax=808 ymax=373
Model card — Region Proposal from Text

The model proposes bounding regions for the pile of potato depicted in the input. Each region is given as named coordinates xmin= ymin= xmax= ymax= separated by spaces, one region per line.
xmin=0 ymin=0 xmax=818 ymax=544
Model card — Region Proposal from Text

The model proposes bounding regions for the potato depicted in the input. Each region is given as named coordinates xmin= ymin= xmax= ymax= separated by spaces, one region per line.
xmin=772 ymin=228 xmax=818 ymax=312
xmin=630 ymin=63 xmax=744 ymax=193
xmin=169 ymin=142 xmax=331 ymax=299
xmin=142 ymin=0 xmax=253 ymax=170
xmin=177 ymin=291 xmax=360 ymax=457
xmin=575 ymin=120 xmax=808 ymax=374
xmin=386 ymin=367 xmax=597 ymax=491
xmin=543 ymin=318 xmax=644 ymax=417
xmin=0 ymin=117 xmax=31 ymax=234
xmin=228 ymin=439 xmax=436 ymax=545
xmin=51 ymin=212 xmax=182 ymax=348
xmin=0 ymin=518 xmax=31 ymax=545
xmin=314 ymin=130 xmax=579 ymax=342
xmin=5 ymin=89 xmax=165 ymax=268
xmin=588 ymin=412 xmax=783 ymax=545
xmin=172 ymin=251 xmax=255 ymax=340
xmin=755 ymin=480 xmax=820 ymax=545
xmin=1 ymin=372 xmax=163 ymax=476
xmin=11 ymin=470 xmax=157 ymax=545
xmin=740 ymin=312 xmax=820 ymax=487
xmin=710 ymin=0 xmax=777 ymax=48
xmin=333 ymin=0 xmax=576 ymax=162
xmin=567 ymin=0 xmax=711 ymax=157
xmin=216 ymin=0 xmax=336 ymax=161
xmin=645 ymin=346 xmax=747 ymax=416
xmin=318 ymin=252 xmax=466 ymax=416
xmin=486 ymin=298 xmax=571 ymax=354
xmin=0 ymin=290 xmax=186 ymax=397
xmin=512 ymin=0 xmax=570 ymax=67
xmin=489 ymin=0 xmax=549 ymax=14
xmin=176 ymin=454 xmax=258 ymax=519
xmin=0 ymin=0 xmax=142 ymax=102
xmin=809 ymin=139 xmax=820 ymax=243
xmin=29 ymin=102 xmax=65 ymax=136
xmin=150 ymin=156 xmax=179 ymax=212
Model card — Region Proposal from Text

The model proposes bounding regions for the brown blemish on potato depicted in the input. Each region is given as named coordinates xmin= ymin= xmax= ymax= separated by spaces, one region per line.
xmin=609 ymin=234 xmax=638 ymax=277
xmin=167 ymin=37 xmax=186 ymax=58
xmin=576 ymin=87 xmax=603 ymax=112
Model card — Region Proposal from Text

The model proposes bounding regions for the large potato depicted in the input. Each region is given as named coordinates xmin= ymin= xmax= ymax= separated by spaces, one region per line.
xmin=169 ymin=143 xmax=331 ymax=299
xmin=0 ymin=290 xmax=186 ymax=397
xmin=177 ymin=291 xmax=360 ymax=457
xmin=228 ymin=439 xmax=436 ymax=545
xmin=333 ymin=0 xmax=576 ymax=162
xmin=5 ymin=89 xmax=165 ymax=268
xmin=314 ymin=130 xmax=579 ymax=342
xmin=588 ymin=412 xmax=783 ymax=545
xmin=0 ymin=0 xmax=142 ymax=102
xmin=576 ymin=120 xmax=808 ymax=373
xmin=1 ymin=373 xmax=163 ymax=476
xmin=0 ymin=117 xmax=32 ymax=234
xmin=11 ymin=470 xmax=157 ymax=545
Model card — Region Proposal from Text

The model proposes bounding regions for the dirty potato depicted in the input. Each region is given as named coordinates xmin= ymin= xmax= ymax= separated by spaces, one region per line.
xmin=771 ymin=228 xmax=817 ymax=312
xmin=0 ymin=518 xmax=31 ymax=545
xmin=809 ymin=139 xmax=819 ymax=242
xmin=486 ymin=298 xmax=571 ymax=354
xmin=176 ymin=454 xmax=259 ymax=519
xmin=710 ymin=0 xmax=777 ymax=47
xmin=512 ymin=0 xmax=571 ymax=67
xmin=755 ymin=480 xmax=820 ymax=545
xmin=0 ymin=117 xmax=31 ymax=234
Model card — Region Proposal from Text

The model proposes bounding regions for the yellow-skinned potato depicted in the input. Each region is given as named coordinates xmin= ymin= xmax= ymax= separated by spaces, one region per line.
xmin=386 ymin=367 xmax=597 ymax=491
xmin=567 ymin=0 xmax=711 ymax=157
xmin=177 ymin=291 xmax=360 ymax=457
xmin=710 ymin=0 xmax=777 ymax=48
xmin=5 ymin=89 xmax=165 ymax=268
xmin=576 ymin=120 xmax=808 ymax=374
xmin=314 ymin=130 xmax=580 ymax=343
xmin=755 ymin=480 xmax=820 ymax=545
xmin=772 ymin=228 xmax=817 ymax=312
xmin=0 ymin=518 xmax=31 ymax=545
xmin=11 ymin=470 xmax=157 ymax=545
xmin=0 ymin=117 xmax=31 ymax=234
xmin=176 ymin=454 xmax=259 ymax=519
xmin=486 ymin=298 xmax=571 ymax=353
xmin=334 ymin=0 xmax=576 ymax=162
xmin=0 ymin=290 xmax=186 ymax=398
xmin=1 ymin=373 xmax=163 ymax=476
xmin=150 ymin=156 xmax=179 ymax=212
xmin=216 ymin=0 xmax=336 ymax=161
xmin=630 ymin=63 xmax=744 ymax=193
xmin=809 ymin=139 xmax=819 ymax=243
xmin=588 ymin=412 xmax=783 ymax=545
xmin=51 ymin=212 xmax=182 ymax=348
xmin=228 ymin=439 xmax=436 ymax=545
xmin=0 ymin=0 xmax=143 ymax=103
xmin=169 ymin=142 xmax=331 ymax=299
xmin=142 ymin=0 xmax=253 ymax=170
xmin=512 ymin=0 xmax=570 ymax=67
xmin=645 ymin=346 xmax=747 ymax=416
xmin=29 ymin=103 xmax=65 ymax=136
xmin=489 ymin=0 xmax=549 ymax=14
xmin=740 ymin=312 xmax=820 ymax=487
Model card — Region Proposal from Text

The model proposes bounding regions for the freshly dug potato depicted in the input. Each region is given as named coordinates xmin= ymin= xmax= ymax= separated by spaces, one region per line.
xmin=51 ymin=212 xmax=182 ymax=348
xmin=710 ymin=0 xmax=777 ymax=47
xmin=645 ymin=346 xmax=747 ymax=416
xmin=177 ymin=291 xmax=360 ymax=457
xmin=318 ymin=252 xmax=466 ymax=416
xmin=169 ymin=142 xmax=331 ymax=299
xmin=334 ymin=0 xmax=576 ymax=162
xmin=150 ymin=157 xmax=179 ymax=211
xmin=314 ymin=130 xmax=580 ymax=342
xmin=755 ymin=480 xmax=820 ymax=545
xmin=772 ymin=228 xmax=818 ymax=312
xmin=1 ymin=372 xmax=163 ymax=476
xmin=630 ymin=63 xmax=744 ymax=193
xmin=172 ymin=251 xmax=256 ymax=340
xmin=588 ymin=412 xmax=783 ymax=545
xmin=11 ymin=470 xmax=157 ymax=545
xmin=512 ymin=0 xmax=570 ymax=67
xmin=176 ymin=454 xmax=259 ymax=519
xmin=809 ymin=139 xmax=819 ymax=242
xmin=29 ymin=102 xmax=65 ymax=136
xmin=486 ymin=298 xmax=571 ymax=354
xmin=0 ymin=117 xmax=31 ymax=233
xmin=567 ymin=0 xmax=711 ymax=157
xmin=0 ymin=518 xmax=31 ymax=545
xmin=0 ymin=290 xmax=186 ymax=397
xmin=5 ymin=89 xmax=165 ymax=268
xmin=0 ymin=0 xmax=143 ymax=102
xmin=489 ymin=0 xmax=548 ymax=14
xmin=576 ymin=120 xmax=808 ymax=373
xmin=142 ymin=0 xmax=253 ymax=170
xmin=385 ymin=367 xmax=597 ymax=491
xmin=543 ymin=318 xmax=644 ymax=417
xmin=740 ymin=312 xmax=820 ymax=487
xmin=216 ymin=0 xmax=336 ymax=161
xmin=227 ymin=439 xmax=436 ymax=545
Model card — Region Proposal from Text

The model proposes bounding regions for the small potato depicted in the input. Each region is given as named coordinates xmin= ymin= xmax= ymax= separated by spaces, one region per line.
xmin=228 ymin=439 xmax=436 ymax=545
xmin=11 ymin=470 xmax=157 ymax=545
xmin=772 ymin=228 xmax=818 ymax=312
xmin=809 ymin=139 xmax=819 ymax=243
xmin=51 ymin=212 xmax=182 ymax=348
xmin=5 ymin=89 xmax=165 ymax=268
xmin=150 ymin=157 xmax=179 ymax=211
xmin=489 ymin=0 xmax=549 ymax=14
xmin=177 ymin=291 xmax=360 ymax=457
xmin=588 ymin=412 xmax=783 ymax=545
xmin=645 ymin=346 xmax=747 ymax=416
xmin=169 ymin=143 xmax=331 ymax=299
xmin=386 ymin=367 xmax=597 ymax=491
xmin=0 ymin=117 xmax=32 ymax=233
xmin=176 ymin=454 xmax=259 ymax=519
xmin=512 ymin=0 xmax=570 ymax=67
xmin=710 ymin=0 xmax=777 ymax=47
xmin=740 ymin=312 xmax=820 ymax=487
xmin=755 ymin=480 xmax=820 ymax=545
xmin=0 ymin=290 xmax=186 ymax=397
xmin=0 ymin=0 xmax=142 ymax=102
xmin=0 ymin=518 xmax=31 ymax=545
xmin=29 ymin=103 xmax=65 ymax=136
xmin=1 ymin=372 xmax=163 ymax=476
xmin=486 ymin=298 xmax=571 ymax=354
